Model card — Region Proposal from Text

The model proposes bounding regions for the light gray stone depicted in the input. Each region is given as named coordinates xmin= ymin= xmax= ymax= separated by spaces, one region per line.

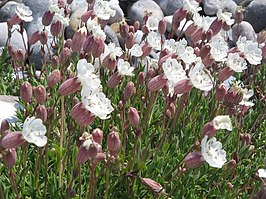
xmin=232 ymin=0 xmax=253 ymax=6
xmin=232 ymin=21 xmax=256 ymax=44
xmin=104 ymin=25 xmax=120 ymax=47
xmin=154 ymin=0 xmax=183 ymax=16
xmin=0 ymin=1 xmax=18 ymax=23
xmin=203 ymin=0 xmax=237 ymax=16
xmin=127 ymin=0 xmax=164 ymax=26
xmin=108 ymin=1 xmax=124 ymax=24
xmin=0 ymin=95 xmax=21 ymax=125
xmin=245 ymin=0 xmax=266 ymax=32
xmin=70 ymin=0 xmax=88 ymax=13
xmin=0 ymin=22 xmax=28 ymax=51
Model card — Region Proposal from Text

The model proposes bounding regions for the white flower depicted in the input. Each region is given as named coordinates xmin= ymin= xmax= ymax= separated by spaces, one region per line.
xmin=213 ymin=115 xmax=232 ymax=131
xmin=258 ymin=169 xmax=266 ymax=178
xmin=236 ymin=36 xmax=262 ymax=65
xmin=82 ymin=92 xmax=114 ymax=120
xmin=93 ymin=0 xmax=116 ymax=20
xmin=21 ymin=117 xmax=47 ymax=147
xmin=77 ymin=59 xmax=95 ymax=77
xmin=183 ymin=0 xmax=202 ymax=15
xmin=54 ymin=13 xmax=70 ymax=26
xmin=210 ymin=35 xmax=228 ymax=62
xmin=146 ymin=16 xmax=159 ymax=31
xmin=179 ymin=46 xmax=197 ymax=65
xmin=129 ymin=44 xmax=143 ymax=57
xmin=162 ymin=58 xmax=187 ymax=84
xmin=217 ymin=9 xmax=235 ymax=26
xmin=86 ymin=19 xmax=106 ymax=40
xmin=147 ymin=31 xmax=161 ymax=51
xmin=117 ymin=59 xmax=134 ymax=76
xmin=239 ymin=89 xmax=255 ymax=107
xmin=201 ymin=135 xmax=226 ymax=168
xmin=15 ymin=3 xmax=33 ymax=22
xmin=49 ymin=0 xmax=61 ymax=13
xmin=193 ymin=13 xmax=214 ymax=32
xmin=108 ymin=43 xmax=123 ymax=60
xmin=83 ymin=139 xmax=93 ymax=150
xmin=163 ymin=39 xmax=178 ymax=53
xmin=227 ymin=53 xmax=247 ymax=72
xmin=189 ymin=63 xmax=213 ymax=91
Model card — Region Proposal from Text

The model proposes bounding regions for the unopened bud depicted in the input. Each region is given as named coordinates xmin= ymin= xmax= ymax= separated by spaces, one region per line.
xmin=141 ymin=43 xmax=152 ymax=58
xmin=174 ymin=79 xmax=193 ymax=94
xmin=51 ymin=55 xmax=59 ymax=68
xmin=71 ymin=26 xmax=87 ymax=52
xmin=146 ymin=68 xmax=155 ymax=79
xmin=88 ymin=142 xmax=98 ymax=158
xmin=191 ymin=27 xmax=204 ymax=43
xmin=218 ymin=67 xmax=235 ymax=82
xmin=60 ymin=47 xmax=71 ymax=65
xmin=173 ymin=8 xmax=186 ymax=25
xmin=202 ymin=121 xmax=217 ymax=137
xmin=226 ymin=159 xmax=237 ymax=170
xmin=3 ymin=148 xmax=17 ymax=168
xmin=128 ymin=107 xmax=140 ymax=126
xmin=107 ymin=72 xmax=122 ymax=88
xmin=140 ymin=178 xmax=163 ymax=193
xmin=64 ymin=38 xmax=72 ymax=48
xmin=184 ymin=23 xmax=198 ymax=37
xmin=42 ymin=11 xmax=54 ymax=26
xmin=216 ymin=84 xmax=227 ymax=101
xmin=235 ymin=6 xmax=244 ymax=24
xmin=20 ymin=81 xmax=33 ymax=103
xmin=92 ymin=128 xmax=103 ymax=144
xmin=29 ymin=31 xmax=40 ymax=46
xmin=92 ymin=37 xmax=105 ymax=58
xmin=200 ymin=45 xmax=211 ymax=59
xmin=50 ymin=21 xmax=62 ymax=37
xmin=184 ymin=152 xmax=205 ymax=169
xmin=133 ymin=21 xmax=140 ymax=32
xmin=242 ymin=133 xmax=251 ymax=145
xmin=119 ymin=21 xmax=129 ymax=38
xmin=81 ymin=10 xmax=93 ymax=23
xmin=158 ymin=18 xmax=167 ymax=35
xmin=123 ymin=81 xmax=135 ymax=101
xmin=16 ymin=49 xmax=25 ymax=62
xmin=47 ymin=70 xmax=61 ymax=88
xmin=0 ymin=120 xmax=9 ymax=135
xmin=39 ymin=31 xmax=48 ymax=45
xmin=137 ymin=72 xmax=145 ymax=86
xmin=125 ymin=32 xmax=134 ymax=49
xmin=107 ymin=128 xmax=121 ymax=156
xmin=36 ymin=105 xmax=47 ymax=123
xmin=34 ymin=85 xmax=47 ymax=104
xmin=159 ymin=48 xmax=170 ymax=60
xmin=148 ymin=74 xmax=168 ymax=91
xmin=209 ymin=18 xmax=223 ymax=36
xmin=70 ymin=102 xmax=96 ymax=127
xmin=1 ymin=132 xmax=25 ymax=148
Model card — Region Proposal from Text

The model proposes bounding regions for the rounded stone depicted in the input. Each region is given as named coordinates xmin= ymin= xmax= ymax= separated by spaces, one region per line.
xmin=70 ymin=0 xmax=88 ymax=13
xmin=154 ymin=0 xmax=183 ymax=16
xmin=104 ymin=25 xmax=120 ymax=47
xmin=108 ymin=0 xmax=124 ymax=24
xmin=0 ymin=1 xmax=18 ymax=23
xmin=127 ymin=0 xmax=164 ymax=26
xmin=203 ymin=0 xmax=237 ymax=16
xmin=245 ymin=0 xmax=266 ymax=32
xmin=232 ymin=21 xmax=256 ymax=44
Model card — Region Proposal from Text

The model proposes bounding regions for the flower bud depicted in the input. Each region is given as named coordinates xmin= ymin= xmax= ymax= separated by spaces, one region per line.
xmin=51 ymin=55 xmax=59 ymax=68
xmin=184 ymin=23 xmax=198 ymax=37
xmin=67 ymin=0 xmax=73 ymax=4
xmin=39 ymin=31 xmax=48 ymax=45
xmin=3 ymin=148 xmax=17 ymax=168
xmin=71 ymin=26 xmax=87 ymax=52
xmin=92 ymin=37 xmax=105 ymax=58
xmin=42 ymin=11 xmax=54 ymax=26
xmin=107 ymin=72 xmax=122 ymax=88
xmin=59 ymin=77 xmax=81 ymax=96
xmin=202 ymin=121 xmax=217 ymax=137
xmin=222 ymin=23 xmax=231 ymax=31
xmin=209 ymin=18 xmax=223 ymax=36
xmin=226 ymin=159 xmax=237 ymax=170
xmin=34 ymin=85 xmax=47 ymax=104
xmin=128 ymin=107 xmax=140 ymax=126
xmin=107 ymin=128 xmax=121 ymax=156
xmin=200 ymin=45 xmax=211 ymax=59
xmin=119 ymin=21 xmax=129 ymax=38
xmin=16 ymin=49 xmax=25 ymax=62
xmin=36 ymin=105 xmax=47 ymax=123
xmin=137 ymin=72 xmax=145 ymax=86
xmin=83 ymin=35 xmax=94 ymax=54
xmin=47 ymin=70 xmax=61 ymax=88
xmin=29 ymin=31 xmax=40 ymax=46
xmin=129 ymin=25 xmax=135 ymax=33
xmin=184 ymin=152 xmax=205 ymax=169
xmin=64 ymin=38 xmax=72 ymax=48
xmin=123 ymin=81 xmax=135 ymax=101
xmin=191 ymin=27 xmax=204 ymax=43
xmin=0 ymin=120 xmax=9 ymax=135
xmin=133 ymin=21 xmax=140 ymax=32
xmin=92 ymin=128 xmax=103 ymax=144
xmin=218 ymin=67 xmax=235 ymax=82
xmin=140 ymin=178 xmax=163 ymax=193
xmin=158 ymin=18 xmax=167 ymax=35
xmin=141 ymin=25 xmax=149 ymax=34
xmin=50 ymin=21 xmax=62 ymax=37
xmin=148 ymin=74 xmax=168 ymax=91
xmin=173 ymin=8 xmax=186 ymax=24
xmin=216 ymin=84 xmax=227 ymax=101
xmin=242 ymin=133 xmax=251 ymax=145
xmin=88 ymin=142 xmax=98 ymax=158
xmin=95 ymin=152 xmax=106 ymax=163
xmin=102 ymin=55 xmax=117 ymax=71
xmin=81 ymin=10 xmax=93 ymax=23
xmin=125 ymin=32 xmax=134 ymax=49
xmin=7 ymin=15 xmax=22 ymax=28
xmin=1 ymin=132 xmax=25 ymax=148
xmin=59 ymin=47 xmax=71 ymax=65
xmin=70 ymin=102 xmax=96 ymax=127
xmin=8 ymin=45 xmax=17 ymax=61
xmin=206 ymin=29 xmax=213 ymax=41
xmin=235 ymin=6 xmax=244 ymax=24
xmin=174 ymin=79 xmax=193 ymax=94
xmin=224 ymin=88 xmax=243 ymax=106
xmin=76 ymin=143 xmax=91 ymax=164
xmin=141 ymin=43 xmax=152 ymax=58
xmin=20 ymin=81 xmax=33 ymax=103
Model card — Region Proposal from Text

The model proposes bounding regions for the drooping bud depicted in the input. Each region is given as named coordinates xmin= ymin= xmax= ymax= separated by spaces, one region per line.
xmin=209 ymin=18 xmax=223 ymax=36
xmin=123 ymin=81 xmax=135 ymax=101
xmin=148 ymin=74 xmax=168 ymax=91
xmin=140 ymin=178 xmax=164 ymax=193
xmin=36 ymin=105 xmax=47 ymax=123
xmin=107 ymin=128 xmax=121 ymax=156
xmin=234 ymin=6 xmax=244 ymax=24
xmin=125 ymin=32 xmax=134 ymax=49
xmin=39 ymin=31 xmax=48 ymax=45
xmin=226 ymin=159 xmax=237 ymax=170
xmin=184 ymin=23 xmax=198 ymax=37
xmin=216 ymin=84 xmax=227 ymax=101
xmin=102 ymin=55 xmax=117 ymax=71
xmin=158 ymin=18 xmax=167 ymax=35
xmin=128 ymin=107 xmax=140 ymax=126
xmin=92 ymin=37 xmax=105 ymax=58
xmin=16 ymin=49 xmax=25 ymax=62
xmin=92 ymin=128 xmax=103 ymax=144
xmin=241 ymin=133 xmax=251 ymax=145
xmin=47 ymin=70 xmax=61 ymax=88
xmin=71 ymin=26 xmax=87 ymax=52
xmin=34 ymin=85 xmax=47 ymax=104
xmin=174 ymin=79 xmax=193 ymax=94
xmin=59 ymin=47 xmax=71 ymax=65
xmin=3 ymin=148 xmax=17 ymax=168
xmin=70 ymin=102 xmax=96 ymax=127
xmin=107 ymin=72 xmax=122 ymax=88
xmin=50 ymin=21 xmax=63 ymax=37
xmin=137 ymin=72 xmax=145 ymax=86
xmin=218 ymin=67 xmax=235 ymax=82
xmin=141 ymin=43 xmax=152 ymax=58
xmin=28 ymin=31 xmax=40 ymax=46
xmin=202 ymin=121 xmax=217 ymax=137
xmin=20 ymin=81 xmax=33 ymax=103
xmin=59 ymin=77 xmax=81 ymax=96
xmin=133 ymin=21 xmax=140 ymax=32
xmin=0 ymin=120 xmax=9 ymax=135
xmin=184 ymin=151 xmax=205 ymax=169
xmin=1 ymin=132 xmax=25 ymax=149
xmin=42 ymin=11 xmax=54 ymax=26
xmin=81 ymin=10 xmax=93 ymax=23
xmin=51 ymin=55 xmax=59 ymax=68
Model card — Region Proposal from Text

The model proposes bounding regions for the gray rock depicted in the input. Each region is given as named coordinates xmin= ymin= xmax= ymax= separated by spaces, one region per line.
xmin=154 ymin=0 xmax=183 ymax=16
xmin=245 ymin=0 xmax=266 ymax=32
xmin=70 ymin=0 xmax=88 ymax=13
xmin=0 ymin=1 xmax=18 ymax=23
xmin=232 ymin=0 xmax=253 ymax=6
xmin=104 ymin=25 xmax=120 ymax=47
xmin=127 ymin=0 xmax=164 ymax=26
xmin=0 ymin=22 xmax=28 ymax=51
xmin=232 ymin=21 xmax=256 ymax=44
xmin=0 ymin=95 xmax=21 ymax=125
xmin=108 ymin=0 xmax=124 ymax=24
xmin=203 ymin=0 xmax=237 ymax=16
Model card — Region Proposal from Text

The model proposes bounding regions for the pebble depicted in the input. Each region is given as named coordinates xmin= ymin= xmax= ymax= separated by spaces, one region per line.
xmin=0 ymin=1 xmax=18 ymax=23
xmin=0 ymin=95 xmax=21 ymax=125
xmin=154 ymin=0 xmax=183 ymax=16
xmin=203 ymin=0 xmax=237 ymax=16
xmin=232 ymin=21 xmax=256 ymax=44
